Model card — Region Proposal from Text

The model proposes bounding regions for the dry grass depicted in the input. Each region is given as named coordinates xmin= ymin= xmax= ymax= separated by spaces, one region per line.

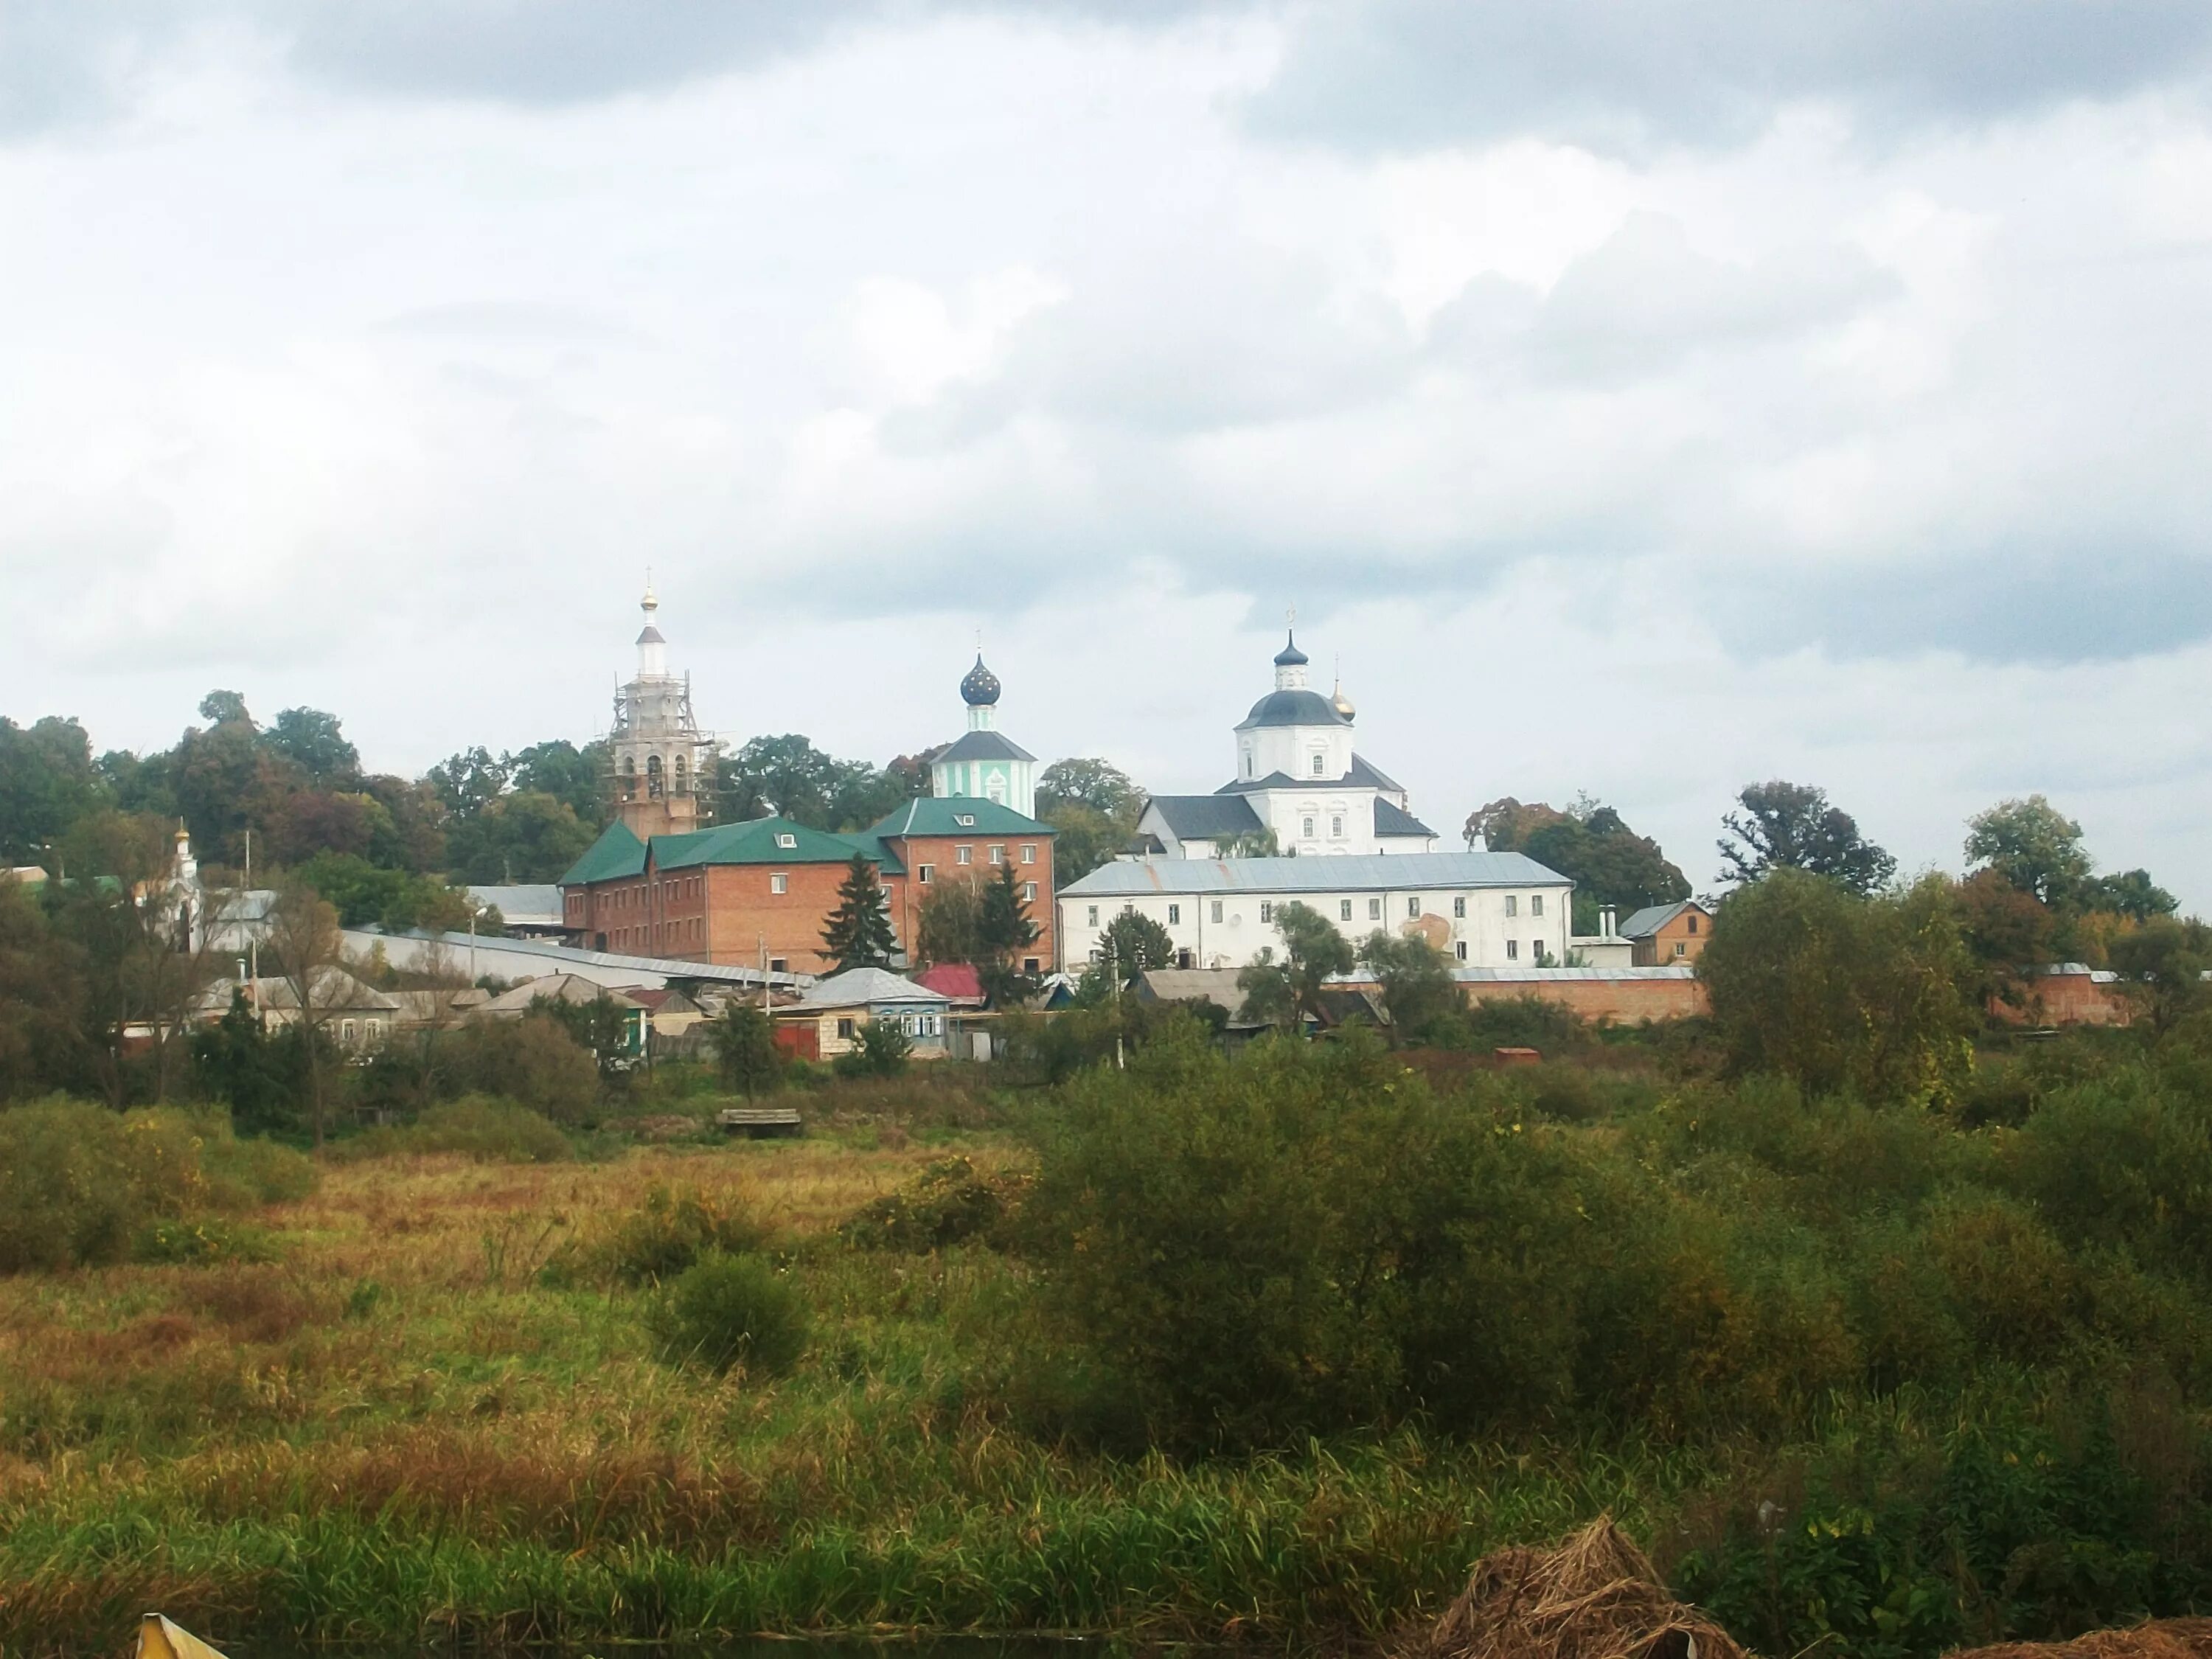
xmin=1949 ymin=1627 xmax=2212 ymax=1659
xmin=1406 ymin=1517 xmax=1752 ymax=1659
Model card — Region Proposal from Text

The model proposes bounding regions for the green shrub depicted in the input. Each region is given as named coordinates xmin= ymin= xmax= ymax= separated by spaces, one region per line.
xmin=198 ymin=1130 xmax=316 ymax=1207
xmin=600 ymin=1183 xmax=768 ymax=1286
xmin=648 ymin=1251 xmax=808 ymax=1376
xmin=131 ymin=1217 xmax=277 ymax=1265
xmin=0 ymin=1099 xmax=302 ymax=1273
xmin=834 ymin=1018 xmax=911 ymax=1079
xmin=406 ymin=1096 xmax=573 ymax=1163
xmin=838 ymin=1155 xmax=1026 ymax=1251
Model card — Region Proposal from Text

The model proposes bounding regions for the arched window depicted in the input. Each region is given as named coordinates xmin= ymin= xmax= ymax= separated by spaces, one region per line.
xmin=647 ymin=754 xmax=664 ymax=799
xmin=620 ymin=756 xmax=638 ymax=801
xmin=673 ymin=754 xmax=688 ymax=796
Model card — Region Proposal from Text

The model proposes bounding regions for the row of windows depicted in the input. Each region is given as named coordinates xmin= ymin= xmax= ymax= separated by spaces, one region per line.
xmin=835 ymin=1013 xmax=945 ymax=1040
xmin=1086 ymin=893 xmax=1553 ymax=928
xmin=337 ymin=1018 xmax=386 ymax=1043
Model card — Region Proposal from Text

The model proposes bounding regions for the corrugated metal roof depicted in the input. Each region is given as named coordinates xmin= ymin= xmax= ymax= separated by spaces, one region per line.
xmin=467 ymin=884 xmax=563 ymax=923
xmin=655 ymin=816 xmax=860 ymax=870
xmin=559 ymin=821 xmax=647 ymax=886
xmin=1061 ymin=851 xmax=1570 ymax=897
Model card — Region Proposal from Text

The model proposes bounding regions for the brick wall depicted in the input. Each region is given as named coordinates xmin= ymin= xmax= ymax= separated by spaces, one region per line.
xmin=881 ymin=832 xmax=1056 ymax=972
xmin=1463 ymin=973 xmax=1709 ymax=1023
xmin=704 ymin=861 xmax=853 ymax=974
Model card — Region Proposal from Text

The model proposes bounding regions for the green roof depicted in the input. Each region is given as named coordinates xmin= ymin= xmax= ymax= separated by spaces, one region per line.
xmin=560 ymin=821 xmax=647 ymax=886
xmin=867 ymin=797 xmax=1054 ymax=838
xmin=655 ymin=816 xmax=866 ymax=870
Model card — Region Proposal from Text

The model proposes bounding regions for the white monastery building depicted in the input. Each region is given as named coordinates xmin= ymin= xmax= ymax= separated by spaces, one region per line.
xmin=1060 ymin=631 xmax=1585 ymax=971
xmin=1134 ymin=631 xmax=1440 ymax=859
xmin=1057 ymin=852 xmax=1575 ymax=972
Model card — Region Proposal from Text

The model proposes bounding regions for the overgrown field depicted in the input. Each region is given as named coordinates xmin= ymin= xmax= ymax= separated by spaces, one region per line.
xmin=5 ymin=1029 xmax=2212 ymax=1657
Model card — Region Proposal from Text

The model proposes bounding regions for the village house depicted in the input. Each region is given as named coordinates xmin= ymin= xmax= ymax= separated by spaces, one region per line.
xmin=772 ymin=967 xmax=952 ymax=1061
xmin=1619 ymin=900 xmax=1713 ymax=965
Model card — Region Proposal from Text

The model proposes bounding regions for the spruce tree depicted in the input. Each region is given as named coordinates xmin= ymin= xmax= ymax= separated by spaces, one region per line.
xmin=976 ymin=862 xmax=1042 ymax=1006
xmin=820 ymin=853 xmax=897 ymax=973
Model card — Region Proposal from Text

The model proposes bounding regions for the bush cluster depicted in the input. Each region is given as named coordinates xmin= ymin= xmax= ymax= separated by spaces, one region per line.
xmin=1019 ymin=1026 xmax=2212 ymax=1453
xmin=0 ymin=1099 xmax=314 ymax=1273
xmin=328 ymin=1096 xmax=574 ymax=1164
xmin=648 ymin=1251 xmax=809 ymax=1376
xmin=838 ymin=1155 xmax=1026 ymax=1252
xmin=597 ymin=1183 xmax=769 ymax=1287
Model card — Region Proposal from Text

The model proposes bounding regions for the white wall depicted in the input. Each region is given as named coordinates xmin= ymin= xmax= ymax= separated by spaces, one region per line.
xmin=1058 ymin=880 xmax=1572 ymax=972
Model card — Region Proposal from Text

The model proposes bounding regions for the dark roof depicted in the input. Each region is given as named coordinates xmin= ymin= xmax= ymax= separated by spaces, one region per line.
xmin=1142 ymin=794 xmax=1266 ymax=841
xmin=867 ymin=797 xmax=1052 ymax=838
xmin=1374 ymin=798 xmax=1436 ymax=839
xmin=636 ymin=625 xmax=665 ymax=644
xmin=935 ymin=728 xmax=1036 ymax=764
xmin=1273 ymin=630 xmax=1309 ymax=667
xmin=959 ymin=653 xmax=1001 ymax=706
xmin=1215 ymin=753 xmax=1405 ymax=795
xmin=1236 ymin=688 xmax=1350 ymax=731
xmin=1346 ymin=752 xmax=1405 ymax=792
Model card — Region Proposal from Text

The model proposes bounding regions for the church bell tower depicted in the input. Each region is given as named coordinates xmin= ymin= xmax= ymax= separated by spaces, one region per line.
xmin=608 ymin=580 xmax=717 ymax=838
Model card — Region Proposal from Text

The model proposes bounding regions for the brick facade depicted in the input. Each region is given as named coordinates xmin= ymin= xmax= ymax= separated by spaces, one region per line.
xmin=878 ymin=830 xmax=1055 ymax=975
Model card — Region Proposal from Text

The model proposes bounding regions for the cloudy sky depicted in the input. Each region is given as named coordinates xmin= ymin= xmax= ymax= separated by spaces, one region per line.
xmin=4 ymin=1 xmax=2210 ymax=902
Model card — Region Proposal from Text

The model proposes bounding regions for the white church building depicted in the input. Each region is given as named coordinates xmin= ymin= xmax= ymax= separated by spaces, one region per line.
xmin=1133 ymin=631 xmax=1439 ymax=859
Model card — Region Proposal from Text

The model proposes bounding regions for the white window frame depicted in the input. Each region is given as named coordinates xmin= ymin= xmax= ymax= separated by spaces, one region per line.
xmin=1021 ymin=881 xmax=1037 ymax=902
xmin=776 ymin=832 xmax=797 ymax=849
xmin=1167 ymin=903 xmax=1181 ymax=925
xmin=1368 ymin=897 xmax=1382 ymax=920
xmin=956 ymin=846 xmax=973 ymax=865
xmin=1504 ymin=894 xmax=1518 ymax=917
xmin=918 ymin=864 xmax=934 ymax=885
xmin=1086 ymin=905 xmax=1099 ymax=927
xmin=1506 ymin=939 xmax=1519 ymax=960
xmin=771 ymin=872 xmax=789 ymax=894
xmin=1340 ymin=899 xmax=1352 ymax=920
xmin=1259 ymin=900 xmax=1274 ymax=923
xmin=1210 ymin=900 xmax=1224 ymax=922
xmin=990 ymin=845 xmax=1005 ymax=864
xmin=1532 ymin=894 xmax=1545 ymax=917
xmin=1453 ymin=896 xmax=1467 ymax=918
xmin=1020 ymin=844 xmax=1036 ymax=864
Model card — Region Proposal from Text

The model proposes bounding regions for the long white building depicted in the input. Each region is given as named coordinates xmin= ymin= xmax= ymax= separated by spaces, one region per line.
xmin=1057 ymin=852 xmax=1574 ymax=971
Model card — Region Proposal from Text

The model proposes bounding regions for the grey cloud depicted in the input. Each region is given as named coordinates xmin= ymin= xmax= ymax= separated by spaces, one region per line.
xmin=1725 ymin=545 xmax=2212 ymax=666
xmin=1247 ymin=0 xmax=2212 ymax=153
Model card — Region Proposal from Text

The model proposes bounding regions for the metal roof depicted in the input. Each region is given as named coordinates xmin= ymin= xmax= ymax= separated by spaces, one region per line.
xmin=1618 ymin=901 xmax=1703 ymax=939
xmin=467 ymin=883 xmax=563 ymax=924
xmin=867 ymin=797 xmax=1052 ymax=838
xmin=935 ymin=728 xmax=1037 ymax=764
xmin=1060 ymin=850 xmax=1570 ymax=897
xmin=1143 ymin=794 xmax=1266 ymax=840
xmin=1214 ymin=751 xmax=1407 ymax=795
xmin=1235 ymin=688 xmax=1350 ymax=731
xmin=655 ymin=816 xmax=860 ymax=870
xmin=797 ymin=966 xmax=950 ymax=1008
xmin=1374 ymin=798 xmax=1436 ymax=838
xmin=560 ymin=821 xmax=647 ymax=885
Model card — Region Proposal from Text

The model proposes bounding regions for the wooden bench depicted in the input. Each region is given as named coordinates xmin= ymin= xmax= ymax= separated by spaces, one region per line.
xmin=717 ymin=1105 xmax=804 ymax=1138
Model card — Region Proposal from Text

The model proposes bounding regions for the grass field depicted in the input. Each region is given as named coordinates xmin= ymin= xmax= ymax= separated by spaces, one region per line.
xmin=0 ymin=1125 xmax=1707 ymax=1655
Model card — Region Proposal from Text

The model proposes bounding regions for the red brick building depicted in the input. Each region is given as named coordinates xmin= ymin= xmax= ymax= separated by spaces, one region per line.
xmin=559 ymin=799 xmax=1055 ymax=978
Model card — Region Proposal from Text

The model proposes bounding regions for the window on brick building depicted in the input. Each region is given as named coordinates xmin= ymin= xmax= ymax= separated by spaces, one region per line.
xmin=771 ymin=873 xmax=788 ymax=894
xmin=956 ymin=846 xmax=972 ymax=865
xmin=1021 ymin=882 xmax=1037 ymax=902
xmin=771 ymin=958 xmax=787 ymax=973
xmin=1020 ymin=844 xmax=1035 ymax=863
xmin=1023 ymin=956 xmax=1039 ymax=974
xmin=990 ymin=845 xmax=1004 ymax=864
xmin=918 ymin=864 xmax=934 ymax=884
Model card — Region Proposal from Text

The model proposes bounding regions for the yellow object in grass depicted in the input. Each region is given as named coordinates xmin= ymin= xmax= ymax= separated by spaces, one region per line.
xmin=138 ymin=1613 xmax=230 ymax=1659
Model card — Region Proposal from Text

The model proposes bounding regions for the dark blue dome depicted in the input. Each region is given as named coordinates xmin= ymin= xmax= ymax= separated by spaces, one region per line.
xmin=1239 ymin=688 xmax=1348 ymax=729
xmin=1273 ymin=630 xmax=1308 ymax=667
xmin=960 ymin=653 xmax=1001 ymax=706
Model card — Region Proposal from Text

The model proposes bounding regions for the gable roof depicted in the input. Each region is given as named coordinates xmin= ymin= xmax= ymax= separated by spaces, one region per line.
xmin=867 ymin=797 xmax=1051 ymax=838
xmin=934 ymin=729 xmax=1037 ymax=764
xmin=796 ymin=966 xmax=949 ymax=1008
xmin=1144 ymin=794 xmax=1267 ymax=841
xmin=479 ymin=973 xmax=646 ymax=1015
xmin=1062 ymin=850 xmax=1570 ymax=897
xmin=560 ymin=821 xmax=647 ymax=886
xmin=1215 ymin=751 xmax=1408 ymax=796
xmin=1618 ymin=900 xmax=1706 ymax=939
xmin=1374 ymin=798 xmax=1436 ymax=839
xmin=912 ymin=961 xmax=986 ymax=1002
xmin=654 ymin=815 xmax=861 ymax=870
xmin=1346 ymin=753 xmax=1405 ymax=793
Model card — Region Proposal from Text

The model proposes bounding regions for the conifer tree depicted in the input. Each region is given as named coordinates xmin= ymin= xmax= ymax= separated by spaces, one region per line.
xmin=976 ymin=862 xmax=1042 ymax=1006
xmin=821 ymin=853 xmax=897 ymax=973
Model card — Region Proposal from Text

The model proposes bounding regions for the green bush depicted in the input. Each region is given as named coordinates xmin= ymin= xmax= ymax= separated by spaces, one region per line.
xmin=648 ymin=1251 xmax=808 ymax=1376
xmin=834 ymin=1018 xmax=911 ymax=1079
xmin=408 ymin=1096 xmax=574 ymax=1163
xmin=131 ymin=1216 xmax=277 ymax=1265
xmin=838 ymin=1155 xmax=1026 ymax=1251
xmin=600 ymin=1183 xmax=768 ymax=1286
xmin=0 ymin=1099 xmax=316 ymax=1273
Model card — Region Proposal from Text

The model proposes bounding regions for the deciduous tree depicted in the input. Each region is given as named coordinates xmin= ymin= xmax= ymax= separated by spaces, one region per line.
xmin=1358 ymin=930 xmax=1458 ymax=1044
xmin=1717 ymin=779 xmax=1896 ymax=896
xmin=1237 ymin=900 xmax=1354 ymax=1030
xmin=1965 ymin=795 xmax=2095 ymax=908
